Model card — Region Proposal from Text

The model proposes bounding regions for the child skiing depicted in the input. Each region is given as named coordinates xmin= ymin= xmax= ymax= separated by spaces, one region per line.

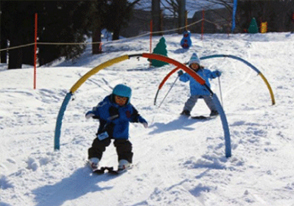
xmin=85 ymin=84 xmax=148 ymax=172
xmin=178 ymin=53 xmax=222 ymax=117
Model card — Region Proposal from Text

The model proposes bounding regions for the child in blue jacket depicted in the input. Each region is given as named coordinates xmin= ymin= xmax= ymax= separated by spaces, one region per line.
xmin=86 ymin=84 xmax=148 ymax=171
xmin=178 ymin=53 xmax=221 ymax=117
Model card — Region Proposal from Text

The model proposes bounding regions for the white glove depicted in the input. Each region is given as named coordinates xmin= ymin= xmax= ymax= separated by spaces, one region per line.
xmin=142 ymin=122 xmax=148 ymax=128
xmin=85 ymin=111 xmax=95 ymax=119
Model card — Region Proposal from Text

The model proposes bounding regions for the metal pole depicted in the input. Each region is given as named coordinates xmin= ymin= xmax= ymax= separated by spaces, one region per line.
xmin=158 ymin=76 xmax=179 ymax=108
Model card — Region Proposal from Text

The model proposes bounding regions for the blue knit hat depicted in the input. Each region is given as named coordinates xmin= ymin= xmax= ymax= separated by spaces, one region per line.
xmin=189 ymin=53 xmax=200 ymax=65
xmin=112 ymin=84 xmax=132 ymax=103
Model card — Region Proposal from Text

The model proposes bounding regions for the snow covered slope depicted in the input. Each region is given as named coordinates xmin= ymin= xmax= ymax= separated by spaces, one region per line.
xmin=1 ymin=32 xmax=294 ymax=206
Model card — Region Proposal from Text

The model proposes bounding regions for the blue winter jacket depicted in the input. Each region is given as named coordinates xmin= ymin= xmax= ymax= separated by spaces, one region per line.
xmin=88 ymin=95 xmax=146 ymax=140
xmin=179 ymin=68 xmax=219 ymax=95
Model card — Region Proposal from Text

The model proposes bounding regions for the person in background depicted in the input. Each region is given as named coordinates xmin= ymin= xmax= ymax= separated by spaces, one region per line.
xmin=178 ymin=53 xmax=222 ymax=117
xmin=86 ymin=84 xmax=148 ymax=171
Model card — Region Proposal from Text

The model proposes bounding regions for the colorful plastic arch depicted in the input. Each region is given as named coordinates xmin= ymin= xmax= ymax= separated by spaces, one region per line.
xmin=200 ymin=54 xmax=275 ymax=105
xmin=54 ymin=53 xmax=232 ymax=158
xmin=154 ymin=55 xmax=275 ymax=106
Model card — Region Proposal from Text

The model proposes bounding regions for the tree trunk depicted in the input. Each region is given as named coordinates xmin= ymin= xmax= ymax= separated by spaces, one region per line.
xmin=152 ymin=0 xmax=162 ymax=35
xmin=22 ymin=40 xmax=34 ymax=65
xmin=8 ymin=31 xmax=23 ymax=69
xmin=177 ymin=0 xmax=186 ymax=34
xmin=112 ymin=27 xmax=120 ymax=40
xmin=0 ymin=1 xmax=7 ymax=63
xmin=92 ymin=26 xmax=102 ymax=54
xmin=1 ymin=36 xmax=7 ymax=63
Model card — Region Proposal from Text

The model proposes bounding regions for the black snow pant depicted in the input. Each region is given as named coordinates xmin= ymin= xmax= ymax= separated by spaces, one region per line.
xmin=88 ymin=138 xmax=133 ymax=163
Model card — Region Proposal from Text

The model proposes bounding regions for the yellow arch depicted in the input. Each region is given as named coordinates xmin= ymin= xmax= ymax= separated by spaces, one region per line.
xmin=259 ymin=73 xmax=275 ymax=105
xmin=70 ymin=55 xmax=129 ymax=93
xmin=200 ymin=54 xmax=275 ymax=105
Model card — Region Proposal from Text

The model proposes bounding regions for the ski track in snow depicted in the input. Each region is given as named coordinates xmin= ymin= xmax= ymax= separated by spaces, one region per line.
xmin=1 ymin=33 xmax=294 ymax=206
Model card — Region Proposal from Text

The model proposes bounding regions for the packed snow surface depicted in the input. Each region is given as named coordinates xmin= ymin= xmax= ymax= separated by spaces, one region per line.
xmin=1 ymin=32 xmax=294 ymax=206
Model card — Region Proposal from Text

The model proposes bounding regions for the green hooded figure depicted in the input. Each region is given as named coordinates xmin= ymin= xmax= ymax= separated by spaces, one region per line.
xmin=151 ymin=37 xmax=169 ymax=67
xmin=248 ymin=17 xmax=259 ymax=34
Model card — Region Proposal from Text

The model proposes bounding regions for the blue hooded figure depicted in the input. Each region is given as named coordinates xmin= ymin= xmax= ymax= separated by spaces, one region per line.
xmin=177 ymin=53 xmax=222 ymax=117
xmin=85 ymin=84 xmax=148 ymax=172
xmin=180 ymin=30 xmax=192 ymax=49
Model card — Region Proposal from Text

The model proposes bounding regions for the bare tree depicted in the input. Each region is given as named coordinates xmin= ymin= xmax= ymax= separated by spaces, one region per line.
xmin=152 ymin=0 xmax=162 ymax=35
xmin=177 ymin=0 xmax=186 ymax=33
xmin=159 ymin=0 xmax=185 ymax=33
xmin=104 ymin=0 xmax=142 ymax=40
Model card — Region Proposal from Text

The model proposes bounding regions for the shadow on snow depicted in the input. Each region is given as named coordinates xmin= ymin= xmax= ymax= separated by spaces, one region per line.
xmin=32 ymin=167 xmax=115 ymax=206
xmin=148 ymin=116 xmax=196 ymax=135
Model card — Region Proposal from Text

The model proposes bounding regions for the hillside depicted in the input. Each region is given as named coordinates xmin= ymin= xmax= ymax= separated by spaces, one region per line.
xmin=1 ymin=32 xmax=294 ymax=206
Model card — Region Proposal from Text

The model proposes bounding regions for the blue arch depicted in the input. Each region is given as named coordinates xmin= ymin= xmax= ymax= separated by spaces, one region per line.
xmin=54 ymin=92 xmax=72 ymax=150
xmin=200 ymin=54 xmax=275 ymax=105
xmin=200 ymin=54 xmax=260 ymax=73
xmin=212 ymin=94 xmax=231 ymax=157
